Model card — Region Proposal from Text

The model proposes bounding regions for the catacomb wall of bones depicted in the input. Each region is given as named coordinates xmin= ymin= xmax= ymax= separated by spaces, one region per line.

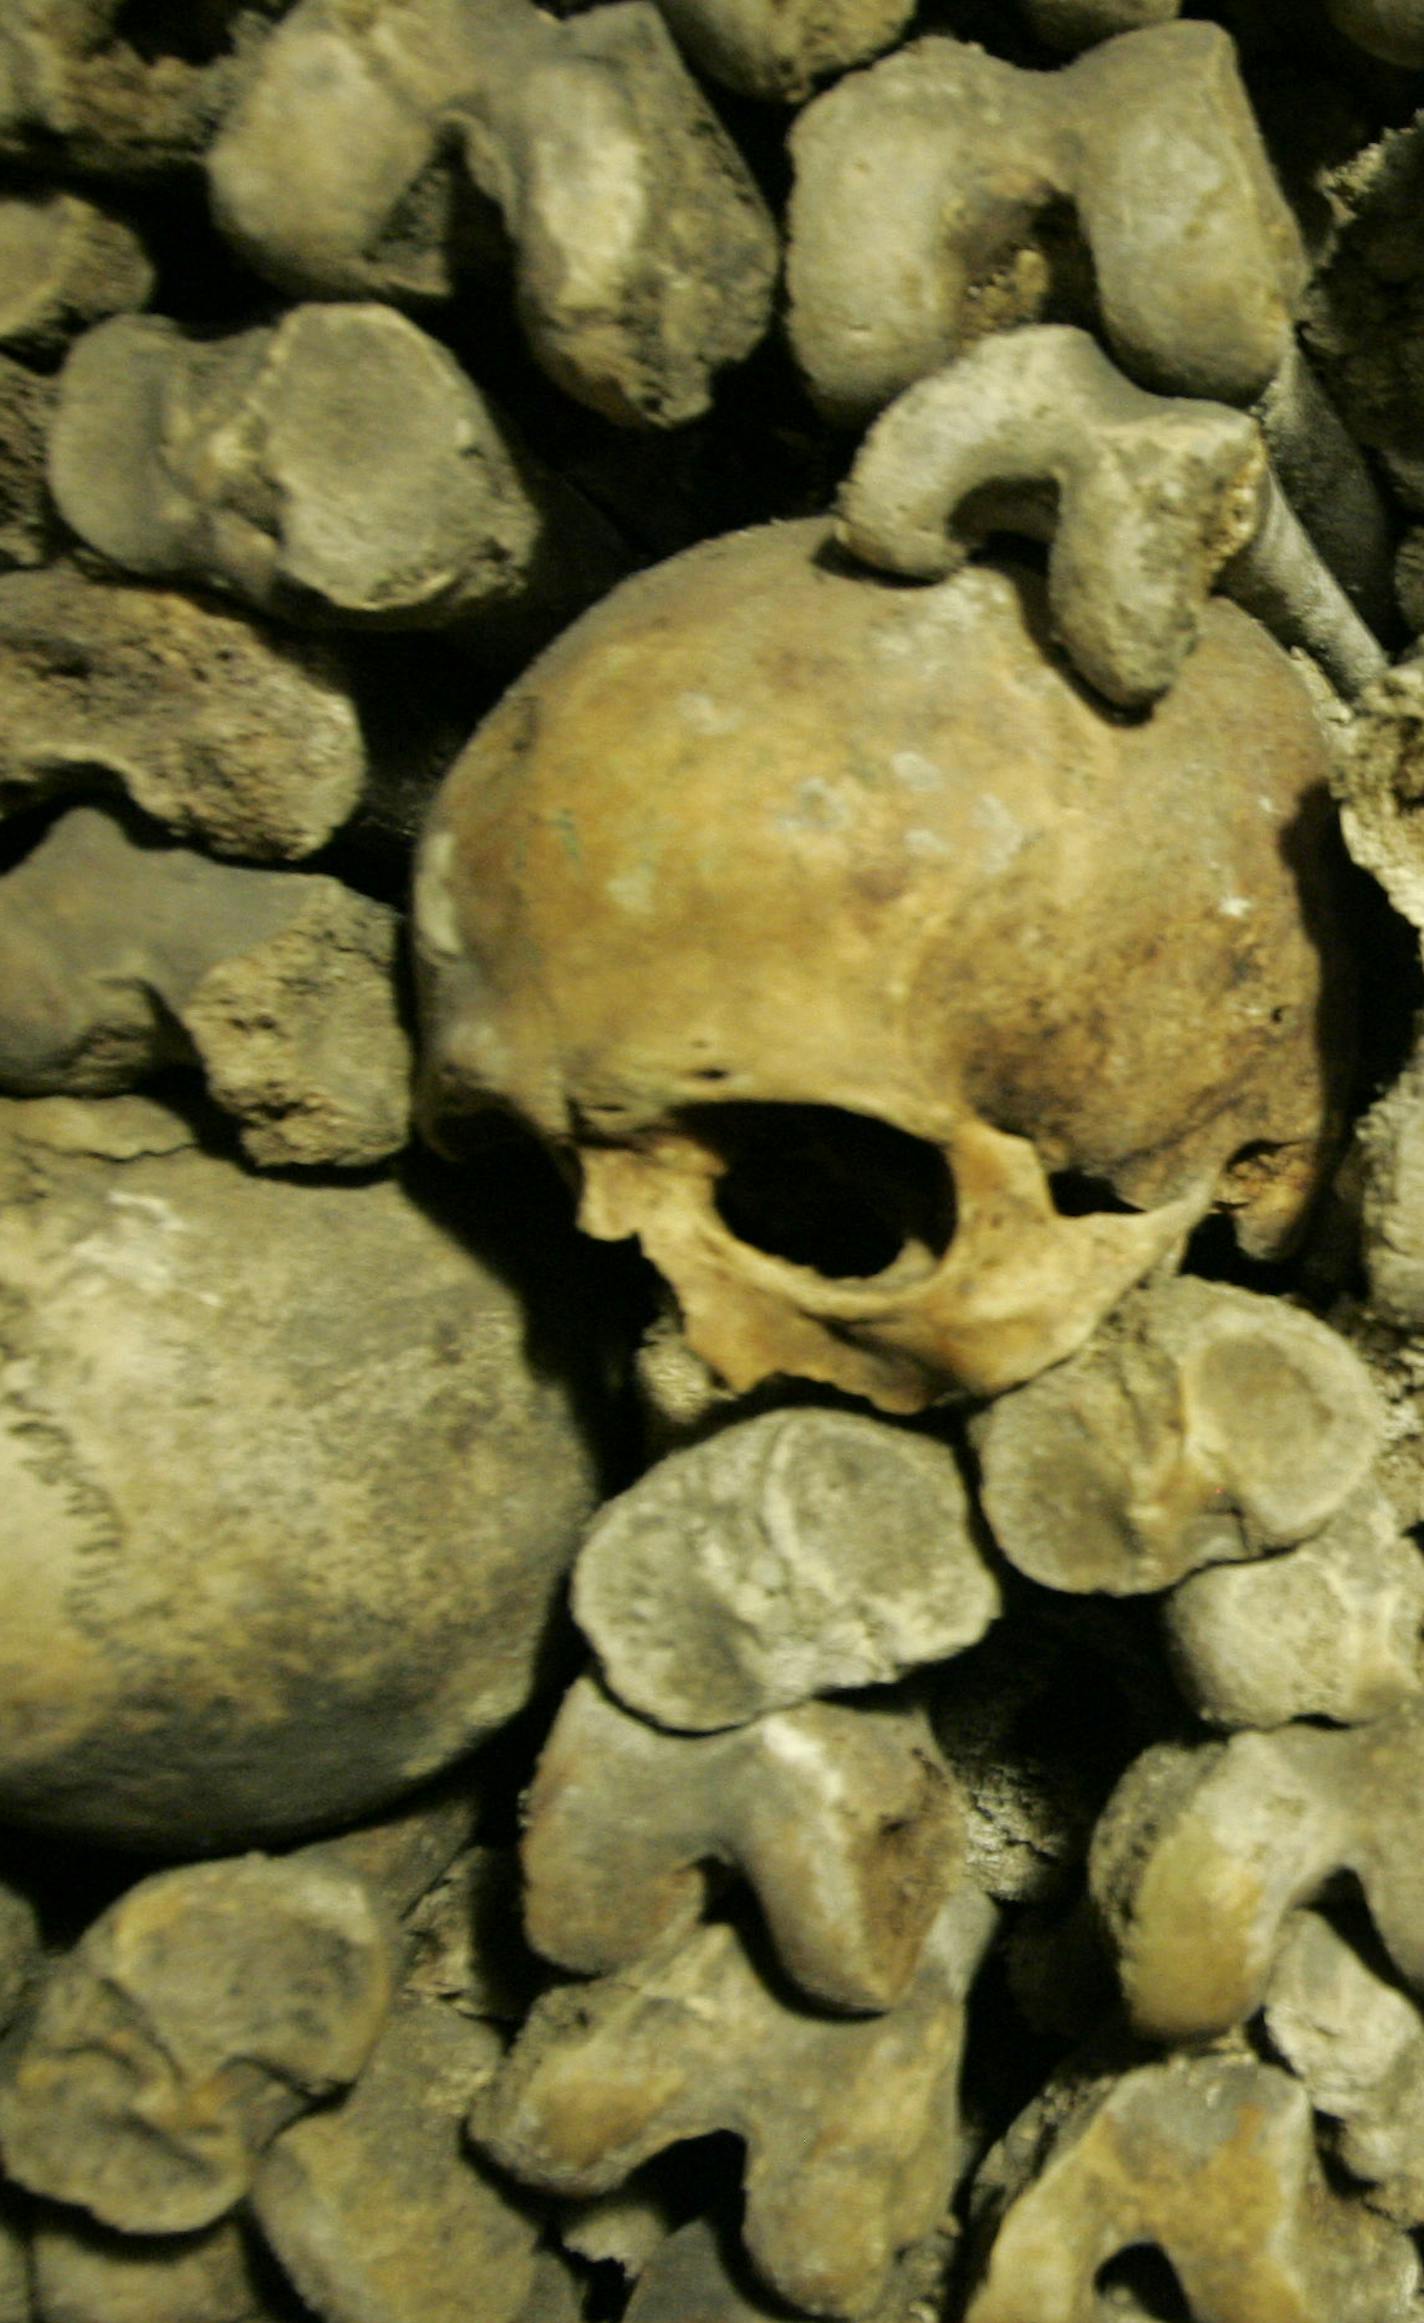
xmin=9 ymin=1 xmax=1424 ymax=2318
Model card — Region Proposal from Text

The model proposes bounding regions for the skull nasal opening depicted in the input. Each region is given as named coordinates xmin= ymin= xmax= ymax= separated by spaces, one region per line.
xmin=685 ymin=1103 xmax=957 ymax=1280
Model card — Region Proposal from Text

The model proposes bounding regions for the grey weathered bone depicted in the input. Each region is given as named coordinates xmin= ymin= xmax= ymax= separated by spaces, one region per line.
xmin=1091 ymin=1698 xmax=1424 ymax=2041
xmin=0 ymin=1854 xmax=396 ymax=2233
xmin=0 ymin=190 xmax=150 ymax=358
xmin=1265 ymin=1910 xmax=1424 ymax=2228
xmin=474 ymin=1887 xmax=997 ymax=2320
xmin=973 ymin=1279 xmax=1383 ymax=1596
xmin=964 ymin=2048 xmax=1420 ymax=2323
xmin=838 ymin=329 xmax=1384 ymax=706
xmin=49 ymin=306 xmax=622 ymax=632
xmin=0 ymin=563 xmax=366 ymax=860
xmin=253 ymin=1995 xmax=543 ymax=2323
xmin=209 ymin=0 xmax=777 ymax=427
xmin=572 ymin=1408 xmax=1000 ymax=1731
xmin=0 ymin=806 xmax=411 ymax=1168
xmin=521 ymin=1673 xmax=966 ymax=2010
xmin=28 ymin=2214 xmax=280 ymax=2323
xmin=1163 ymin=1487 xmax=1424 ymax=1729
xmin=788 ymin=22 xmax=1305 ymax=429
xmin=0 ymin=1092 xmax=604 ymax=1848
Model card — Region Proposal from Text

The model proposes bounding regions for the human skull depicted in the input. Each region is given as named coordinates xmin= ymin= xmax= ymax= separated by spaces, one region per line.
xmin=414 ymin=520 xmax=1351 ymax=1413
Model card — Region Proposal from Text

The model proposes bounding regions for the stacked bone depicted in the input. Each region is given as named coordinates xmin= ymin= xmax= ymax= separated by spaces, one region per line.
xmin=7 ymin=3 xmax=1424 ymax=2322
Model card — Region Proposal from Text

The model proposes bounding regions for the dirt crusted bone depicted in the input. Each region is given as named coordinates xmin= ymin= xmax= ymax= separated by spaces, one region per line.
xmin=0 ymin=560 xmax=365 ymax=860
xmin=415 ymin=517 xmax=1354 ymax=1412
xmin=207 ymin=0 xmax=777 ymax=426
xmin=474 ymin=1887 xmax=998 ymax=2319
xmin=0 ymin=804 xmax=411 ymax=1168
xmin=47 ymin=303 xmax=624 ymax=637
xmin=838 ymin=326 xmax=1386 ymax=709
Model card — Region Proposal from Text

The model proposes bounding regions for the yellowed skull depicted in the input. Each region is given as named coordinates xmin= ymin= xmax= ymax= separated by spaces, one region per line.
xmin=414 ymin=521 xmax=1351 ymax=1412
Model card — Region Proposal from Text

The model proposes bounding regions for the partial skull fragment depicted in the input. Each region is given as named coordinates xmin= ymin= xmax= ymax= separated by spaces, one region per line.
xmin=208 ymin=0 xmax=778 ymax=426
xmin=0 ymin=562 xmax=366 ymax=859
xmin=521 ymin=1673 xmax=967 ymax=2009
xmin=571 ymin=1409 xmax=998 ymax=1725
xmin=965 ymin=2048 xmax=1420 ymax=2323
xmin=473 ymin=1888 xmax=998 ymax=2320
xmin=973 ymin=1279 xmax=1384 ymax=1595
xmin=0 ymin=1855 xmax=395 ymax=2233
xmin=0 ymin=1093 xmax=605 ymax=1848
xmin=1091 ymin=1698 xmax=1424 ymax=2041
xmin=49 ymin=306 xmax=622 ymax=633
xmin=0 ymin=805 xmax=411 ymax=1168
xmin=787 ymin=22 xmax=1305 ymax=428
xmin=416 ymin=519 xmax=1354 ymax=1410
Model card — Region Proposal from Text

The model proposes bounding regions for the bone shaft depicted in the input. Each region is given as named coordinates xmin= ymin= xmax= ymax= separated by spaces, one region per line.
xmin=1224 ymin=472 xmax=1387 ymax=698
xmin=1254 ymin=341 xmax=1396 ymax=636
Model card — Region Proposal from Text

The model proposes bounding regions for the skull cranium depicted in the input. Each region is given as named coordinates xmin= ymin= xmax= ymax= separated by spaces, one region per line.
xmin=414 ymin=521 xmax=1351 ymax=1412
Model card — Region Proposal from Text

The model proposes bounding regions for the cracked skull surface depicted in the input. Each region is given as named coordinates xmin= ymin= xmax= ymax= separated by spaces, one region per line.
xmin=415 ymin=517 xmax=1353 ymax=1411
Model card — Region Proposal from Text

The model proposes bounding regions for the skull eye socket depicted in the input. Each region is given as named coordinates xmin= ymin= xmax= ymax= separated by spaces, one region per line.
xmin=684 ymin=1102 xmax=957 ymax=1281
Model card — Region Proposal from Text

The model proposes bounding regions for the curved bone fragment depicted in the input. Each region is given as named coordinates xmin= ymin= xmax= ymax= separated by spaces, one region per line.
xmin=209 ymin=0 xmax=777 ymax=427
xmin=474 ymin=1887 xmax=997 ymax=2320
xmin=1090 ymin=1698 xmax=1424 ymax=2041
xmin=974 ymin=1279 xmax=1383 ymax=1595
xmin=1163 ymin=1487 xmax=1424 ymax=1728
xmin=572 ymin=1408 xmax=1000 ymax=1731
xmin=788 ymin=22 xmax=1306 ymax=429
xmin=253 ymin=1996 xmax=542 ymax=2323
xmin=522 ymin=1673 xmax=966 ymax=2010
xmin=0 ymin=189 xmax=150 ymax=358
xmin=839 ymin=328 xmax=1383 ymax=707
xmin=0 ymin=563 xmax=366 ymax=859
xmin=965 ymin=2049 xmax=1420 ymax=2323
xmin=49 ymin=307 xmax=622 ymax=631
xmin=0 ymin=1856 xmax=395 ymax=2234
xmin=0 ymin=805 xmax=410 ymax=1167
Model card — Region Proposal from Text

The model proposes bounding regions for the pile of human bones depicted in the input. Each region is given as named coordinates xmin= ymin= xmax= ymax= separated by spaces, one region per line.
xmin=15 ymin=1 xmax=1424 ymax=2319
